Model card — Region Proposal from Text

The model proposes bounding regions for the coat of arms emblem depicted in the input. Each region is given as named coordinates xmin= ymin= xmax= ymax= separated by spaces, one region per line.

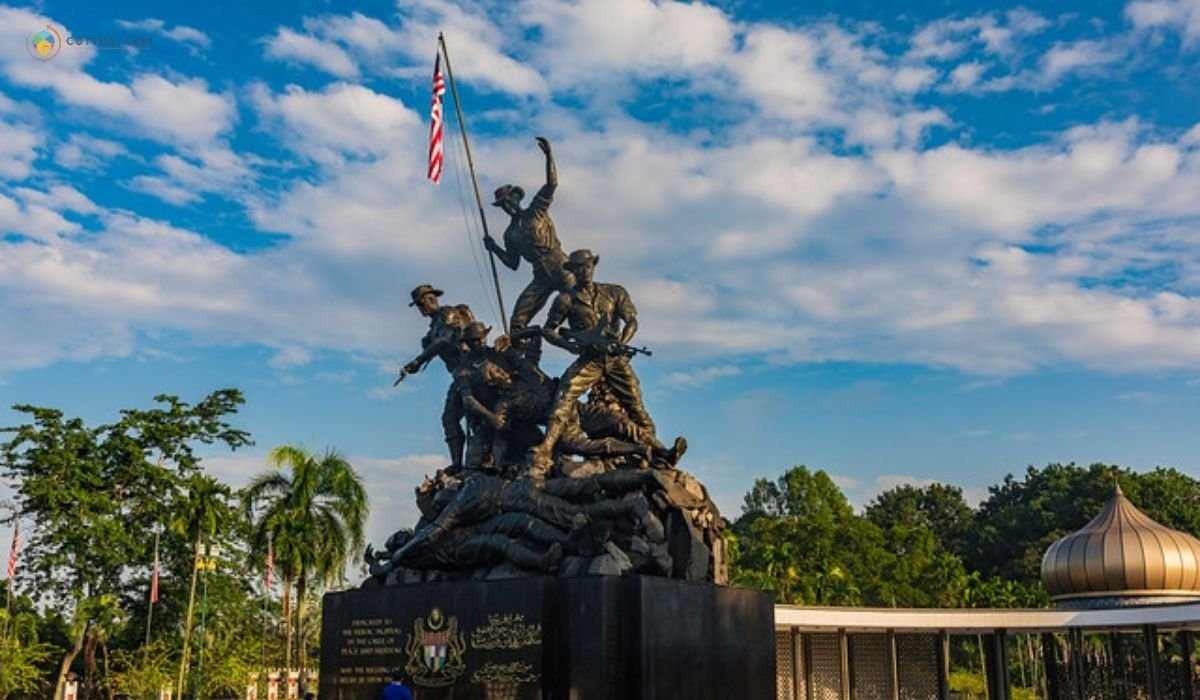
xmin=405 ymin=606 xmax=466 ymax=687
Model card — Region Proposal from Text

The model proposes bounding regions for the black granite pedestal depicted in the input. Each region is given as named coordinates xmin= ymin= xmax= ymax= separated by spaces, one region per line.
xmin=319 ymin=576 xmax=775 ymax=700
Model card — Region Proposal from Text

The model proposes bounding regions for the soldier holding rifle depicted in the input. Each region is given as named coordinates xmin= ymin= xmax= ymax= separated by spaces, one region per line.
xmin=527 ymin=249 xmax=660 ymax=477
xmin=396 ymin=284 xmax=474 ymax=470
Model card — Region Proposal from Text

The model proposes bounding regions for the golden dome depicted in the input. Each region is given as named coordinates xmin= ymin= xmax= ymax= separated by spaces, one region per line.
xmin=1041 ymin=484 xmax=1200 ymax=607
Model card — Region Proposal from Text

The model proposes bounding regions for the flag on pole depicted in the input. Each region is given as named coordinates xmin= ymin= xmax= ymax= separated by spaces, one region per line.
xmin=427 ymin=52 xmax=446 ymax=183
xmin=265 ymin=534 xmax=274 ymax=591
xmin=5 ymin=521 xmax=19 ymax=579
xmin=149 ymin=535 xmax=160 ymax=604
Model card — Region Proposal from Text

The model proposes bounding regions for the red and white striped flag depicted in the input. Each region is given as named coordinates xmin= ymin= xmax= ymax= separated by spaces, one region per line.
xmin=6 ymin=521 xmax=19 ymax=579
xmin=265 ymin=535 xmax=274 ymax=591
xmin=427 ymin=52 xmax=446 ymax=183
xmin=149 ymin=536 xmax=160 ymax=604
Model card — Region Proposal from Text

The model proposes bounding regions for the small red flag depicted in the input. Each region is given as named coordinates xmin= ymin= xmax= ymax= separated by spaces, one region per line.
xmin=6 ymin=522 xmax=19 ymax=579
xmin=427 ymin=52 xmax=446 ymax=183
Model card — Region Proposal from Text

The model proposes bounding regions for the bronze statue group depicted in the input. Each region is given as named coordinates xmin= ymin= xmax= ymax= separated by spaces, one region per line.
xmin=364 ymin=139 xmax=725 ymax=586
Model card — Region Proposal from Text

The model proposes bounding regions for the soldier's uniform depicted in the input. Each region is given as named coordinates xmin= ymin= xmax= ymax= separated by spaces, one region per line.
xmin=408 ymin=288 xmax=474 ymax=467
xmin=543 ymin=279 xmax=656 ymax=436
xmin=558 ymin=398 xmax=645 ymax=460
xmin=451 ymin=323 xmax=507 ymax=471
xmin=494 ymin=182 xmax=574 ymax=331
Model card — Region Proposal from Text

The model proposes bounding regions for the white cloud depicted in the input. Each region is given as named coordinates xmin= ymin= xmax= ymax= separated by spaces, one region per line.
xmin=1126 ymin=0 xmax=1200 ymax=43
xmin=907 ymin=10 xmax=1049 ymax=62
xmin=11 ymin=185 xmax=99 ymax=215
xmin=263 ymin=2 xmax=546 ymax=96
xmin=877 ymin=120 xmax=1193 ymax=235
xmin=269 ymin=346 xmax=313 ymax=370
xmin=661 ymin=364 xmax=740 ymax=390
xmin=1114 ymin=390 xmax=1167 ymax=404
xmin=55 ymin=133 xmax=131 ymax=171
xmin=0 ymin=8 xmax=235 ymax=148
xmin=388 ymin=0 xmax=547 ymax=96
xmin=123 ymin=147 xmax=253 ymax=206
xmin=1040 ymin=39 xmax=1124 ymax=84
xmin=893 ymin=65 xmax=939 ymax=93
xmin=525 ymin=0 xmax=735 ymax=82
xmin=948 ymin=61 xmax=988 ymax=90
xmin=264 ymin=28 xmax=359 ymax=79
xmin=0 ymin=117 xmax=40 ymax=179
xmin=3 ymin=0 xmax=1200 ymax=386
xmin=250 ymin=82 xmax=419 ymax=164
xmin=124 ymin=175 xmax=201 ymax=205
xmin=116 ymin=18 xmax=212 ymax=50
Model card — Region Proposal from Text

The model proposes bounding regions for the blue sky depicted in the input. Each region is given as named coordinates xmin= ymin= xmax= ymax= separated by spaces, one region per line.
xmin=2 ymin=0 xmax=1200 ymax=560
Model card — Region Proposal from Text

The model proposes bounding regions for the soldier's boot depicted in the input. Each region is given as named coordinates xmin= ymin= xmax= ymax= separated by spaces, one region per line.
xmin=525 ymin=421 xmax=563 ymax=479
xmin=446 ymin=435 xmax=466 ymax=472
xmin=655 ymin=436 xmax=687 ymax=467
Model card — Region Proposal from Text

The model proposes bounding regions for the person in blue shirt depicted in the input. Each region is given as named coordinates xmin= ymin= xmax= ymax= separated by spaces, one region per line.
xmin=381 ymin=670 xmax=414 ymax=700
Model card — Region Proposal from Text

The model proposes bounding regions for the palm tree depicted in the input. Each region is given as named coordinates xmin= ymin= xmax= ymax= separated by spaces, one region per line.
xmin=171 ymin=474 xmax=235 ymax=699
xmin=243 ymin=445 xmax=368 ymax=681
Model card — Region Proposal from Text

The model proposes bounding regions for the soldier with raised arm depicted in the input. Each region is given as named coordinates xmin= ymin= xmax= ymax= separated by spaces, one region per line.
xmin=527 ymin=250 xmax=660 ymax=478
xmin=484 ymin=137 xmax=574 ymax=333
xmin=397 ymin=284 xmax=474 ymax=470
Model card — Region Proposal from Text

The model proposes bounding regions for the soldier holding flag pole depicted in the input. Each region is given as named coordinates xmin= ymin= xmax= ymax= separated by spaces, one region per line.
xmin=430 ymin=33 xmax=509 ymax=334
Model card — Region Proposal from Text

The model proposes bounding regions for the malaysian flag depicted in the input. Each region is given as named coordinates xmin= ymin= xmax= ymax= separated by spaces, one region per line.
xmin=6 ymin=521 xmax=19 ymax=580
xmin=427 ymin=52 xmax=446 ymax=183
xmin=149 ymin=536 xmax=160 ymax=604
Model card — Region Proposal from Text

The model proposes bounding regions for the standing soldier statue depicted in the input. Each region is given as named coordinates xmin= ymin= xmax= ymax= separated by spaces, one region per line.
xmin=484 ymin=137 xmax=574 ymax=333
xmin=397 ymin=284 xmax=475 ymax=470
xmin=527 ymin=250 xmax=661 ymax=478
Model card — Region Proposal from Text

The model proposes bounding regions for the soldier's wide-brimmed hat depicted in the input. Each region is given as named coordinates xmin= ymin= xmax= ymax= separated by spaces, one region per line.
xmin=462 ymin=321 xmax=492 ymax=341
xmin=492 ymin=184 xmax=524 ymax=206
xmin=408 ymin=284 xmax=444 ymax=306
xmin=565 ymin=249 xmax=599 ymax=269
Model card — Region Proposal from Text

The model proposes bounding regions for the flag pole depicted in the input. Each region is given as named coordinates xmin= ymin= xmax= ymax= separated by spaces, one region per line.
xmin=2 ymin=520 xmax=18 ymax=646
xmin=144 ymin=529 xmax=159 ymax=649
xmin=1 ymin=577 xmax=10 ymax=646
xmin=437 ymin=32 xmax=510 ymax=334
xmin=263 ymin=532 xmax=272 ymax=673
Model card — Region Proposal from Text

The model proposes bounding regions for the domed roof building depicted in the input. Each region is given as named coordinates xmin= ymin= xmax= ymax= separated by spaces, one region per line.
xmin=1040 ymin=483 xmax=1200 ymax=608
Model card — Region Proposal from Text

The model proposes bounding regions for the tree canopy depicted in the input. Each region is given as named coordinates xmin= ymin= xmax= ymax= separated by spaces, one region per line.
xmin=2 ymin=388 xmax=1195 ymax=699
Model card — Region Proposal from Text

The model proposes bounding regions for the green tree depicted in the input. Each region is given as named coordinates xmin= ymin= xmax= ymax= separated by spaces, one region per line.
xmin=741 ymin=465 xmax=854 ymax=522
xmin=865 ymin=483 xmax=973 ymax=556
xmin=172 ymin=474 xmax=236 ymax=699
xmin=244 ymin=445 xmax=368 ymax=683
xmin=731 ymin=466 xmax=889 ymax=605
xmin=965 ymin=463 xmax=1200 ymax=584
xmin=0 ymin=588 xmax=58 ymax=700
xmin=865 ymin=483 xmax=974 ymax=607
xmin=0 ymin=390 xmax=250 ymax=700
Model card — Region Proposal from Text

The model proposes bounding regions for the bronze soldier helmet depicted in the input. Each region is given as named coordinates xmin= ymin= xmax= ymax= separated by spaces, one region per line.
xmin=408 ymin=284 xmax=444 ymax=307
xmin=565 ymin=249 xmax=599 ymax=269
xmin=492 ymin=184 xmax=524 ymax=207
